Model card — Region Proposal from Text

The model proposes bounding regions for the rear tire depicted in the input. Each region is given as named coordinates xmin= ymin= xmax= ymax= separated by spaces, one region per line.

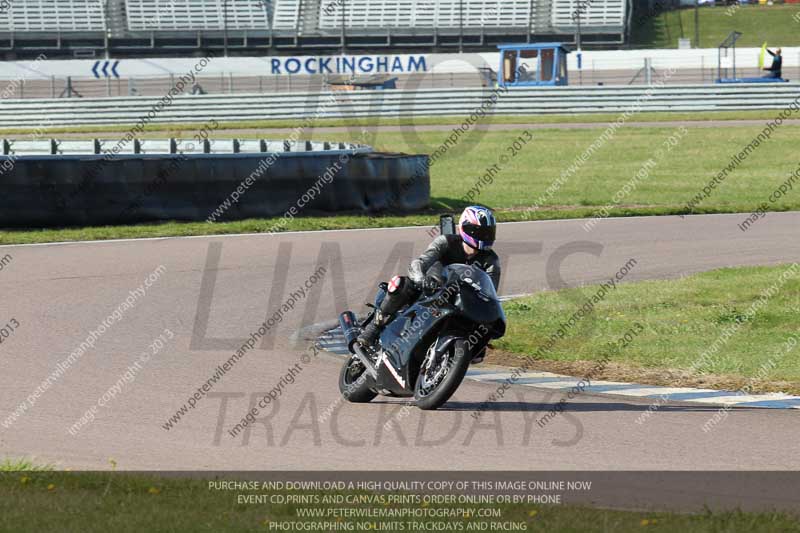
xmin=414 ymin=339 xmax=471 ymax=410
xmin=339 ymin=356 xmax=377 ymax=403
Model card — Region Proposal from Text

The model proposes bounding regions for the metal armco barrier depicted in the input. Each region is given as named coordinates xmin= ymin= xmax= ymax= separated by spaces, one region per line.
xmin=0 ymin=142 xmax=430 ymax=227
xmin=1 ymin=84 xmax=799 ymax=127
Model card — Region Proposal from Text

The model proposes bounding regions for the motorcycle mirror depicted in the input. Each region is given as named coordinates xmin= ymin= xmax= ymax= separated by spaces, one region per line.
xmin=439 ymin=214 xmax=456 ymax=236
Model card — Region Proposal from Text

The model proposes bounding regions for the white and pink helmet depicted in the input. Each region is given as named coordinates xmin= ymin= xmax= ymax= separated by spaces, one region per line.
xmin=458 ymin=206 xmax=497 ymax=251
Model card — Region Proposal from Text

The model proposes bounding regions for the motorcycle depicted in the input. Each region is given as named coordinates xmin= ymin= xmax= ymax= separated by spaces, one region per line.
xmin=337 ymin=261 xmax=506 ymax=411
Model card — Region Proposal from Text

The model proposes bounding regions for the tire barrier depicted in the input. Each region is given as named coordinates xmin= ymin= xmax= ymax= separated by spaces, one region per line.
xmin=0 ymin=139 xmax=430 ymax=227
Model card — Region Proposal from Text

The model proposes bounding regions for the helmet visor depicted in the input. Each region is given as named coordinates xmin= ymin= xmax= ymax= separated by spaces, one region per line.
xmin=461 ymin=223 xmax=496 ymax=245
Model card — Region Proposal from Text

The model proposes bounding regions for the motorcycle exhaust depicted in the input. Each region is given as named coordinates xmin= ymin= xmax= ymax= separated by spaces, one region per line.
xmin=338 ymin=311 xmax=360 ymax=353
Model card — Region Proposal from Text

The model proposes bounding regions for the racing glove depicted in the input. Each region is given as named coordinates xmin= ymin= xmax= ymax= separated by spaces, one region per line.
xmin=423 ymin=272 xmax=443 ymax=293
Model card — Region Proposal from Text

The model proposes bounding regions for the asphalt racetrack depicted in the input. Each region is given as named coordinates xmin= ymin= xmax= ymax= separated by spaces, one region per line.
xmin=1 ymin=212 xmax=799 ymax=479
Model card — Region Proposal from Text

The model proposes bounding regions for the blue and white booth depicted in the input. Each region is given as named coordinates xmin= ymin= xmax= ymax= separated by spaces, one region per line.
xmin=497 ymin=43 xmax=570 ymax=87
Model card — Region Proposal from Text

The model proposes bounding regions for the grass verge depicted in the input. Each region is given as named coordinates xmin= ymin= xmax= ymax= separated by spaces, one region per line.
xmin=1 ymin=471 xmax=799 ymax=533
xmin=2 ymin=120 xmax=799 ymax=245
xmin=632 ymin=5 xmax=800 ymax=49
xmin=491 ymin=263 xmax=800 ymax=394
xmin=0 ymin=457 xmax=53 ymax=472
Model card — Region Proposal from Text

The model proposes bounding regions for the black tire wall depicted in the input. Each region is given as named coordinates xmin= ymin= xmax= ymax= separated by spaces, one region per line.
xmin=0 ymin=151 xmax=430 ymax=227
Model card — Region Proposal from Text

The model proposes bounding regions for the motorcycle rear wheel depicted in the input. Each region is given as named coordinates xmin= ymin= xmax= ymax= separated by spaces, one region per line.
xmin=413 ymin=339 xmax=470 ymax=410
xmin=339 ymin=356 xmax=378 ymax=403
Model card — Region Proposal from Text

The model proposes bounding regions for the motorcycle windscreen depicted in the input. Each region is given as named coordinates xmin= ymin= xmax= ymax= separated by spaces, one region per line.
xmin=447 ymin=265 xmax=506 ymax=325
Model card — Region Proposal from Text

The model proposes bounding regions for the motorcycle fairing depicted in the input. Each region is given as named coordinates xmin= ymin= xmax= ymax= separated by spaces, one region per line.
xmin=376 ymin=299 xmax=452 ymax=396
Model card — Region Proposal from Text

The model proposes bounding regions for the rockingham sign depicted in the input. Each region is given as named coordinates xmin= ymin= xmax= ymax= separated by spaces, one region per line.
xmin=268 ymin=54 xmax=427 ymax=75
xmin=0 ymin=54 xmax=457 ymax=81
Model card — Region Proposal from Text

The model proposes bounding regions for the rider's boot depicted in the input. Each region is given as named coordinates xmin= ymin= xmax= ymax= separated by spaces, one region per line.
xmin=357 ymin=310 xmax=390 ymax=349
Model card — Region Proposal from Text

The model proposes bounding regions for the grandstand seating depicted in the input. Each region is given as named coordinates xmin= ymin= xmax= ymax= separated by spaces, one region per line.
xmin=550 ymin=0 xmax=627 ymax=31
xmin=273 ymin=0 xmax=302 ymax=31
xmin=0 ymin=0 xmax=628 ymax=34
xmin=0 ymin=0 xmax=628 ymax=55
xmin=0 ymin=0 xmax=106 ymax=32
xmin=318 ymin=0 xmax=534 ymax=30
xmin=125 ymin=0 xmax=270 ymax=31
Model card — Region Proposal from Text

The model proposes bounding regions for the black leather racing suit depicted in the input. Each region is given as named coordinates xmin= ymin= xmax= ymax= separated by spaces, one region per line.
xmin=379 ymin=234 xmax=502 ymax=318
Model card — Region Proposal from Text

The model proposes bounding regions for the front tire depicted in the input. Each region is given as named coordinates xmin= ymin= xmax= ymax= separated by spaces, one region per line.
xmin=414 ymin=339 xmax=471 ymax=410
xmin=339 ymin=356 xmax=377 ymax=403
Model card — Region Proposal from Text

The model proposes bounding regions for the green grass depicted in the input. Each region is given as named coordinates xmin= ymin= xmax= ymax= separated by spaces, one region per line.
xmin=1 ymin=471 xmax=799 ymax=533
xmin=3 ymin=121 xmax=800 ymax=245
xmin=0 ymin=458 xmax=53 ymax=472
xmin=495 ymin=264 xmax=800 ymax=385
xmin=632 ymin=5 xmax=800 ymax=49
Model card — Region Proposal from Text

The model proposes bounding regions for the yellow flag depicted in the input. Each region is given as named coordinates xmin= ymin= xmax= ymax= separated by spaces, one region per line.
xmin=759 ymin=42 xmax=767 ymax=68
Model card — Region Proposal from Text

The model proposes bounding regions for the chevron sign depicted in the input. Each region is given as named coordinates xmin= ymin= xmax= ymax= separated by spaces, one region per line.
xmin=92 ymin=60 xmax=120 ymax=79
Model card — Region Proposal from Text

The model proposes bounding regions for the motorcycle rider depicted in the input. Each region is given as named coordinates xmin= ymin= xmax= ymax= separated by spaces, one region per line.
xmin=357 ymin=205 xmax=501 ymax=349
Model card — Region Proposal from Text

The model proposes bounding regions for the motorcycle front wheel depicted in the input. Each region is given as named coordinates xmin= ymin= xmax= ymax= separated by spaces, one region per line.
xmin=414 ymin=338 xmax=470 ymax=410
xmin=339 ymin=356 xmax=378 ymax=403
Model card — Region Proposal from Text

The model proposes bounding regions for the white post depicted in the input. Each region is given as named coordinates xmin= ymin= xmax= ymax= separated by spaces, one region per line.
xmin=701 ymin=55 xmax=704 ymax=83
